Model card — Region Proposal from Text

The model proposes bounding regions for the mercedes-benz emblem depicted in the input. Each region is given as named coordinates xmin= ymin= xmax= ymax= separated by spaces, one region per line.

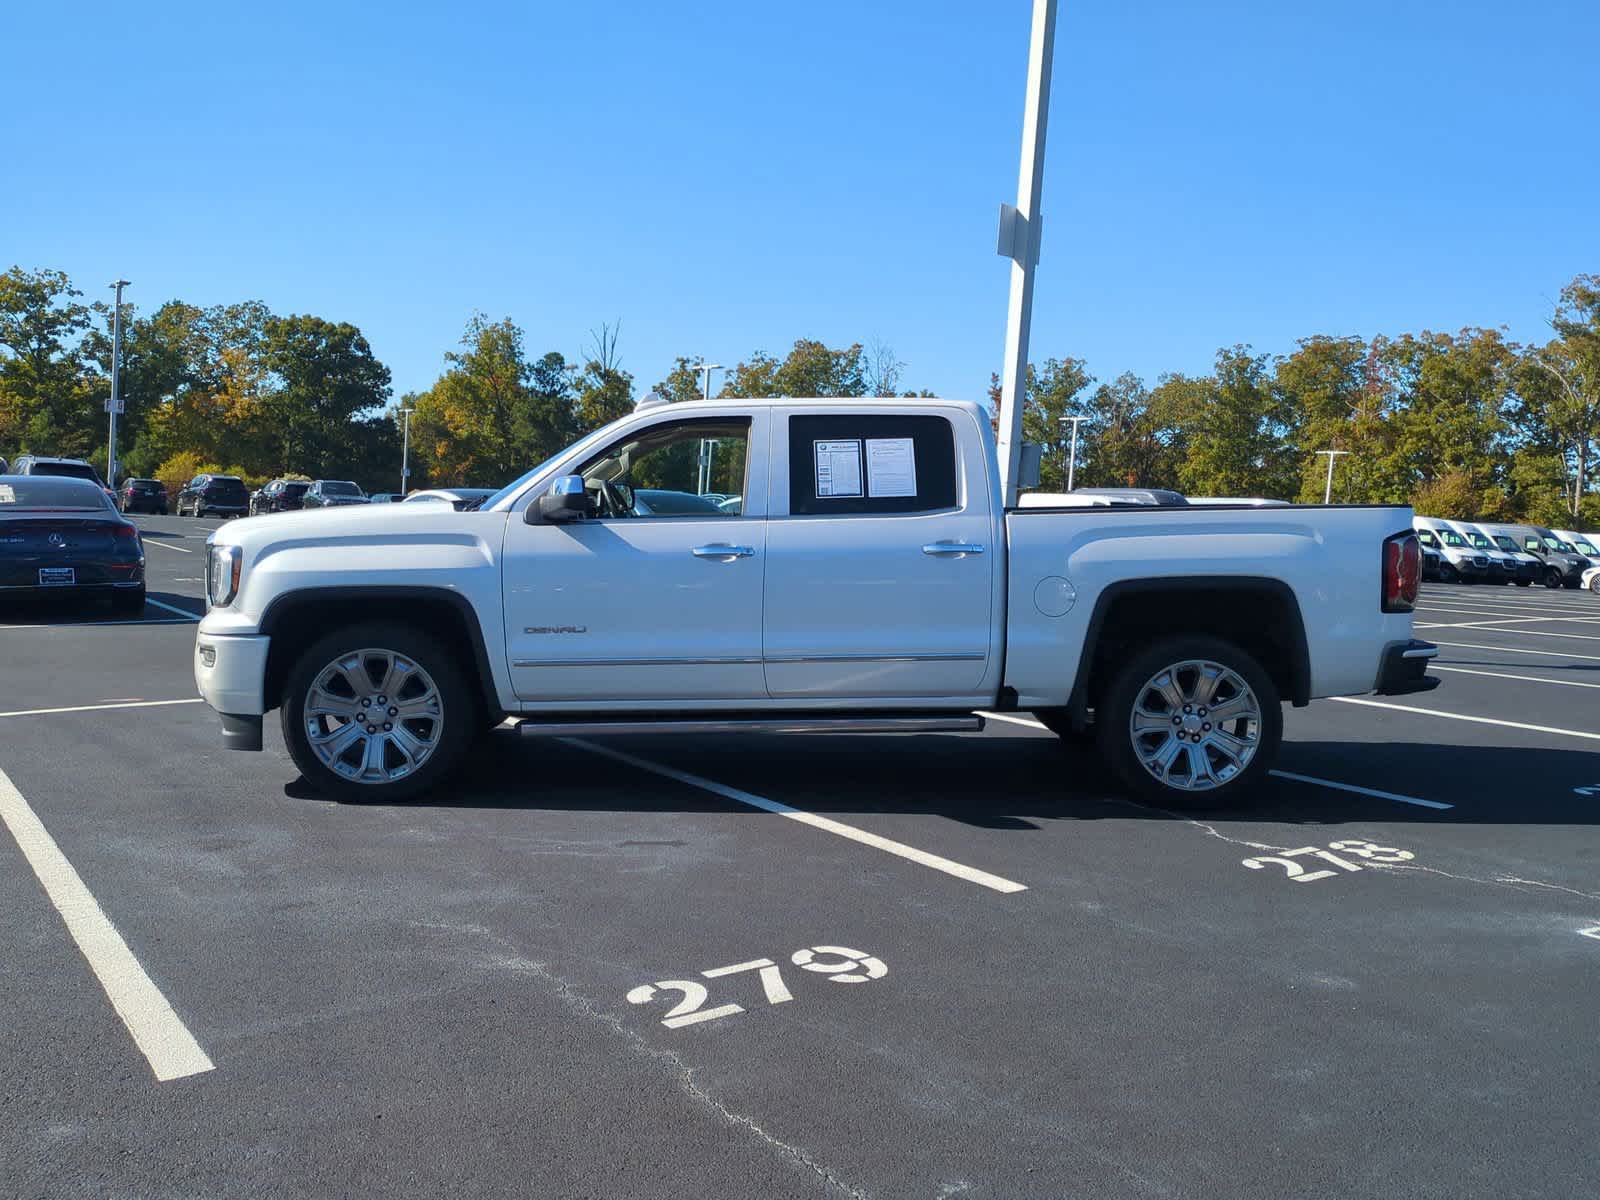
xmin=48 ymin=532 xmax=66 ymax=547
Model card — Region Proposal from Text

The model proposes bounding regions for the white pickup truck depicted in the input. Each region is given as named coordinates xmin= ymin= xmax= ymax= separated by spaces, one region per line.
xmin=194 ymin=397 xmax=1437 ymax=808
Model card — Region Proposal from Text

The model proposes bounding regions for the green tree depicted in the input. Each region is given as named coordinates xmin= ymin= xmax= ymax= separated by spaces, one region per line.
xmin=0 ymin=266 xmax=95 ymax=455
xmin=1176 ymin=347 xmax=1298 ymax=498
xmin=572 ymin=323 xmax=633 ymax=432
xmin=258 ymin=313 xmax=391 ymax=478
xmin=1519 ymin=276 xmax=1600 ymax=521
xmin=409 ymin=316 xmax=546 ymax=486
xmin=723 ymin=339 xmax=866 ymax=398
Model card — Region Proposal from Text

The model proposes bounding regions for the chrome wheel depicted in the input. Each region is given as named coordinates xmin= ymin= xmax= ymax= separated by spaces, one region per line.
xmin=302 ymin=648 xmax=445 ymax=784
xmin=1128 ymin=658 xmax=1262 ymax=792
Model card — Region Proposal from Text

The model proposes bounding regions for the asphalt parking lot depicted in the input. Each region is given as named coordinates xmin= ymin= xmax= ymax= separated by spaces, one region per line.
xmin=3 ymin=515 xmax=1598 ymax=1199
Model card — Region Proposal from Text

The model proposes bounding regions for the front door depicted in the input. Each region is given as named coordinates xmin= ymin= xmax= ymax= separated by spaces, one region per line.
xmin=502 ymin=413 xmax=768 ymax=704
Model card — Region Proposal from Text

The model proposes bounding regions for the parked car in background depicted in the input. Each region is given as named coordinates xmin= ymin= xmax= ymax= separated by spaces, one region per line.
xmin=401 ymin=487 xmax=498 ymax=510
xmin=1582 ymin=564 xmax=1600 ymax=595
xmin=368 ymin=493 xmax=405 ymax=504
xmin=0 ymin=455 xmax=8 ymax=473
xmin=11 ymin=454 xmax=117 ymax=505
xmin=1553 ymin=530 xmax=1599 ymax=560
xmin=1479 ymin=523 xmax=1590 ymax=588
xmin=1412 ymin=518 xmax=1489 ymax=583
xmin=117 ymin=478 xmax=168 ymax=515
xmin=300 ymin=480 xmax=368 ymax=508
xmin=1444 ymin=520 xmax=1530 ymax=585
xmin=176 ymin=474 xmax=250 ymax=518
xmin=0 ymin=474 xmax=145 ymax=614
xmin=249 ymin=479 xmax=310 ymax=515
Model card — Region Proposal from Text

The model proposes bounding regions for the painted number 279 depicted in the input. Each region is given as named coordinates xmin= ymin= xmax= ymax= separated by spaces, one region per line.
xmin=1242 ymin=840 xmax=1414 ymax=884
xmin=627 ymin=945 xmax=887 ymax=1030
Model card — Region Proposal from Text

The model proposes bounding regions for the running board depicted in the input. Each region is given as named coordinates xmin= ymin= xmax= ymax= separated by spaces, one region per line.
xmin=516 ymin=714 xmax=985 ymax=738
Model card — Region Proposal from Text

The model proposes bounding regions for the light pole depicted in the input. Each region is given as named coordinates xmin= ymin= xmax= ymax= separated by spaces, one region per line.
xmin=1316 ymin=449 xmax=1351 ymax=504
xmin=693 ymin=362 xmax=723 ymax=494
xmin=995 ymin=0 xmax=1058 ymax=507
xmin=106 ymin=279 xmax=130 ymax=487
xmin=399 ymin=408 xmax=415 ymax=495
xmin=1059 ymin=415 xmax=1086 ymax=491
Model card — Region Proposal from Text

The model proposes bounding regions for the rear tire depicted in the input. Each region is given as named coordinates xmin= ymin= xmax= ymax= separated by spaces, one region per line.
xmin=1094 ymin=635 xmax=1282 ymax=810
xmin=281 ymin=622 xmax=474 ymax=803
xmin=1590 ymin=576 xmax=1600 ymax=595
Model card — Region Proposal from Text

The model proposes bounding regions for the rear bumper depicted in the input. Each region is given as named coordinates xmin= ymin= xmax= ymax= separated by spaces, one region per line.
xmin=1375 ymin=639 xmax=1440 ymax=696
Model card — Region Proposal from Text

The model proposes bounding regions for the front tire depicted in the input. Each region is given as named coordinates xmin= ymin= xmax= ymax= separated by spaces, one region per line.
xmin=1590 ymin=576 xmax=1600 ymax=595
xmin=1439 ymin=563 xmax=1459 ymax=584
xmin=1094 ymin=635 xmax=1282 ymax=810
xmin=281 ymin=623 xmax=473 ymax=802
xmin=1545 ymin=569 xmax=1563 ymax=589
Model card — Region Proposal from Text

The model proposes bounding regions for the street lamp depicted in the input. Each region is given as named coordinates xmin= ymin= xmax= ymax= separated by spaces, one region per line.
xmin=1059 ymin=415 xmax=1087 ymax=492
xmin=1315 ymin=449 xmax=1351 ymax=504
xmin=106 ymin=279 xmax=130 ymax=486
xmin=399 ymin=408 xmax=415 ymax=495
xmin=693 ymin=362 xmax=723 ymax=494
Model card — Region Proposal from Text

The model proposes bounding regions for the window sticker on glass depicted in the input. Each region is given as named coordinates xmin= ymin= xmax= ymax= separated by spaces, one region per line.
xmin=814 ymin=440 xmax=862 ymax=498
xmin=0 ymin=485 xmax=14 ymax=503
xmin=866 ymin=438 xmax=917 ymax=498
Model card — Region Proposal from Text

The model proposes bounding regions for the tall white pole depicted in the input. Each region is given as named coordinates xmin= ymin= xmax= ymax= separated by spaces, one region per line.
xmin=1316 ymin=449 xmax=1351 ymax=504
xmin=399 ymin=408 xmax=414 ymax=494
xmin=694 ymin=362 xmax=722 ymax=494
xmin=107 ymin=279 xmax=130 ymax=487
xmin=1061 ymin=414 xmax=1086 ymax=491
xmin=996 ymin=0 xmax=1058 ymax=509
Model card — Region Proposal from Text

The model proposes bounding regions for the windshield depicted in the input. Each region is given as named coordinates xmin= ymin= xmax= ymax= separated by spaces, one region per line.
xmin=1573 ymin=538 xmax=1599 ymax=556
xmin=321 ymin=480 xmax=364 ymax=497
xmin=1439 ymin=530 xmax=1467 ymax=547
xmin=32 ymin=461 xmax=102 ymax=483
xmin=1467 ymin=532 xmax=1492 ymax=549
xmin=1543 ymin=536 xmax=1575 ymax=553
xmin=0 ymin=478 xmax=112 ymax=510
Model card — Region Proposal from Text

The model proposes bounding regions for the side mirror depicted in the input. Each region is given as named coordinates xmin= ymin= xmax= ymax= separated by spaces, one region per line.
xmin=531 ymin=475 xmax=587 ymax=524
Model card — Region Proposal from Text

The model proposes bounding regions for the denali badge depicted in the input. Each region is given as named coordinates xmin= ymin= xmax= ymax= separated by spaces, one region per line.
xmin=524 ymin=625 xmax=587 ymax=635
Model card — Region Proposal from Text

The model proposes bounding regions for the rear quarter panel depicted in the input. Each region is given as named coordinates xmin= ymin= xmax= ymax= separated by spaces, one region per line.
xmin=1003 ymin=506 xmax=1417 ymax=707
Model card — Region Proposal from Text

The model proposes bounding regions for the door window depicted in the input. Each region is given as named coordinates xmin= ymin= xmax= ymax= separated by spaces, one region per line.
xmin=577 ymin=418 xmax=750 ymax=519
xmin=786 ymin=415 xmax=957 ymax=516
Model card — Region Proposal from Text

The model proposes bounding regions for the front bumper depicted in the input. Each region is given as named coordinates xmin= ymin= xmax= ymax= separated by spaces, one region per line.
xmin=194 ymin=629 xmax=270 ymax=750
xmin=1375 ymin=639 xmax=1440 ymax=696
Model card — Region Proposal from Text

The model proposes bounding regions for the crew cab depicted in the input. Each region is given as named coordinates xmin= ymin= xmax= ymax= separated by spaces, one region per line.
xmin=193 ymin=398 xmax=1435 ymax=808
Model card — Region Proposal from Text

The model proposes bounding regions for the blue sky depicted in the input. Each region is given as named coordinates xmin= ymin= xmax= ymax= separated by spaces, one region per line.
xmin=5 ymin=0 xmax=1596 ymax=405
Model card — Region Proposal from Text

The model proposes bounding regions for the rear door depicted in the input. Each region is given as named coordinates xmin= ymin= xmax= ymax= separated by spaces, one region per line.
xmin=762 ymin=407 xmax=1001 ymax=702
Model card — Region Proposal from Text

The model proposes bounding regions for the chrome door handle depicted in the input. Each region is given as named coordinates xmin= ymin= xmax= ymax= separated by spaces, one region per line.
xmin=922 ymin=542 xmax=986 ymax=556
xmin=692 ymin=544 xmax=755 ymax=559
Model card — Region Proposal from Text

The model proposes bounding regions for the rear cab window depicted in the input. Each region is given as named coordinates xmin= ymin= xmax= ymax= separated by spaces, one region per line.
xmin=785 ymin=414 xmax=959 ymax=516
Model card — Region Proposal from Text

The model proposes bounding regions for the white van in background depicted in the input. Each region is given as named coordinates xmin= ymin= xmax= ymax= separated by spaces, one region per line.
xmin=1444 ymin=519 xmax=1534 ymax=586
xmin=1412 ymin=517 xmax=1490 ymax=583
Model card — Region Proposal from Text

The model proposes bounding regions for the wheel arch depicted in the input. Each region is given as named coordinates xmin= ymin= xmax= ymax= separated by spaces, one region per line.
xmin=260 ymin=586 xmax=503 ymax=721
xmin=1067 ymin=577 xmax=1310 ymax=729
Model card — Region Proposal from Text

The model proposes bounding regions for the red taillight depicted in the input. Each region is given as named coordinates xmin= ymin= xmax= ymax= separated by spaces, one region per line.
xmin=1383 ymin=533 xmax=1420 ymax=612
xmin=114 ymin=523 xmax=141 ymax=549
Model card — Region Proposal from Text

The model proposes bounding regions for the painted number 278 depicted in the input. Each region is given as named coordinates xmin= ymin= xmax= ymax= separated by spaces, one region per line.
xmin=1242 ymin=840 xmax=1414 ymax=884
xmin=627 ymin=945 xmax=887 ymax=1030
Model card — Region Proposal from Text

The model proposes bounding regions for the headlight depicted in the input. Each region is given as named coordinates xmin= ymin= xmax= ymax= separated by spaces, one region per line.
xmin=207 ymin=543 xmax=242 ymax=607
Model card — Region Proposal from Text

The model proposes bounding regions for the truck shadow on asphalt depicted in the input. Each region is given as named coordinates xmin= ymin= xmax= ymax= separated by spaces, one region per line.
xmin=289 ymin=728 xmax=1600 ymax=828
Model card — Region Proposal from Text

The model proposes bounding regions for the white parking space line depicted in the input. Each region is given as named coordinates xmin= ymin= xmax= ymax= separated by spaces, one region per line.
xmin=0 ymin=618 xmax=198 ymax=632
xmin=1330 ymin=697 xmax=1600 ymax=743
xmin=1266 ymin=769 xmax=1453 ymax=810
xmin=1429 ymin=639 xmax=1600 ymax=663
xmin=0 ymin=764 xmax=214 ymax=1082
xmin=0 ymin=698 xmax=205 ymax=720
xmin=145 ymin=597 xmax=202 ymax=621
xmin=1422 ymin=616 xmax=1600 ymax=630
xmin=138 ymin=536 xmax=194 ymax=553
xmin=1430 ymin=664 xmax=1600 ymax=690
xmin=565 ymin=738 xmax=1029 ymax=895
